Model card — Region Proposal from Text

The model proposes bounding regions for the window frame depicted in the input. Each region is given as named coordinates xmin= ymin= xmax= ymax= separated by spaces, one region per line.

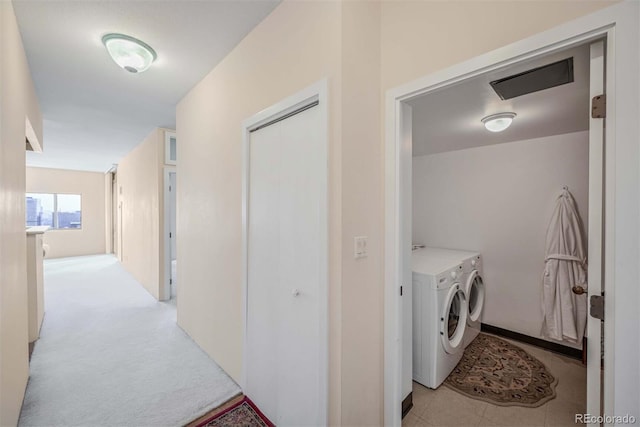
xmin=164 ymin=131 xmax=177 ymax=165
xmin=25 ymin=192 xmax=83 ymax=230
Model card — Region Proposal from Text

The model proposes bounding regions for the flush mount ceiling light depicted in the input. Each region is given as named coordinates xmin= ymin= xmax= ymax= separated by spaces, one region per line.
xmin=481 ymin=112 xmax=517 ymax=132
xmin=102 ymin=33 xmax=157 ymax=73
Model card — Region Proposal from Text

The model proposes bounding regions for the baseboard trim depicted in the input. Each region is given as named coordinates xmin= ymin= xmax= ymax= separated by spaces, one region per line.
xmin=481 ymin=323 xmax=582 ymax=360
xmin=401 ymin=392 xmax=413 ymax=419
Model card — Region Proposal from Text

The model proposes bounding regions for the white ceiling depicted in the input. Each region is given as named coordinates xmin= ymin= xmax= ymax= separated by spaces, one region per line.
xmin=15 ymin=0 xmax=280 ymax=172
xmin=410 ymin=44 xmax=590 ymax=157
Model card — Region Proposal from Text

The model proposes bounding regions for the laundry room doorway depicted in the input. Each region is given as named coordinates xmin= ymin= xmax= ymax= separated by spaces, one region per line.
xmin=384 ymin=4 xmax=640 ymax=426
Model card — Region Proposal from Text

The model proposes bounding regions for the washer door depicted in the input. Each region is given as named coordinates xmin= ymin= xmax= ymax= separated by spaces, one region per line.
xmin=440 ymin=283 xmax=468 ymax=354
xmin=465 ymin=270 xmax=485 ymax=323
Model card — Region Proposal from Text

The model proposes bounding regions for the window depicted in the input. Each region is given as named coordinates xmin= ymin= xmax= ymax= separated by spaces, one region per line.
xmin=165 ymin=131 xmax=176 ymax=165
xmin=26 ymin=193 xmax=82 ymax=229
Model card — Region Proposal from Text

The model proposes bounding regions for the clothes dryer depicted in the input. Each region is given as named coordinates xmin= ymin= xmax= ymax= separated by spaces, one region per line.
xmin=413 ymin=247 xmax=485 ymax=348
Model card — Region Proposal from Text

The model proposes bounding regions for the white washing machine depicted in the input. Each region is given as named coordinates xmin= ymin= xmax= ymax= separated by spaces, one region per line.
xmin=412 ymin=252 xmax=468 ymax=389
xmin=413 ymin=247 xmax=485 ymax=348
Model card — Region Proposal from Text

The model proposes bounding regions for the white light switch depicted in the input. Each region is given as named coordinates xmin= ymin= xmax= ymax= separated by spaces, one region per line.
xmin=354 ymin=236 xmax=368 ymax=259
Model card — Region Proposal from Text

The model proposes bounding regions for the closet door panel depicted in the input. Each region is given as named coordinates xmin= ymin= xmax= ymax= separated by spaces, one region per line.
xmin=276 ymin=106 xmax=322 ymax=426
xmin=247 ymin=122 xmax=282 ymax=423
xmin=247 ymin=103 xmax=324 ymax=426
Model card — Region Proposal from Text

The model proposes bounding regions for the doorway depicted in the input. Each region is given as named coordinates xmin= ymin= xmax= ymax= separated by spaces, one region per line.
xmin=111 ymin=171 xmax=117 ymax=255
xmin=403 ymin=40 xmax=600 ymax=426
xmin=382 ymin=8 xmax=640 ymax=423
xmin=163 ymin=167 xmax=177 ymax=300
xmin=242 ymin=81 xmax=328 ymax=426
xmin=169 ymin=171 xmax=177 ymax=299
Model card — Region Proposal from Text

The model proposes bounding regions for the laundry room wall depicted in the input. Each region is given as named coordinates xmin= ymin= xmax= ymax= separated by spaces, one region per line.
xmin=412 ymin=131 xmax=589 ymax=349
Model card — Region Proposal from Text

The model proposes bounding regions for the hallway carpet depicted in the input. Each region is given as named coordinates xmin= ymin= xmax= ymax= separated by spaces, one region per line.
xmin=19 ymin=255 xmax=240 ymax=427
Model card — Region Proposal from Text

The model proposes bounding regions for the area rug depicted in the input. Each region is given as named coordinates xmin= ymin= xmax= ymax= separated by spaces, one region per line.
xmin=445 ymin=333 xmax=558 ymax=407
xmin=194 ymin=396 xmax=275 ymax=427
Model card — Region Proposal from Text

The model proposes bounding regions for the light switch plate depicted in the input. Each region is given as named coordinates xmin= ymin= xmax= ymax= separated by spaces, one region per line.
xmin=354 ymin=236 xmax=368 ymax=259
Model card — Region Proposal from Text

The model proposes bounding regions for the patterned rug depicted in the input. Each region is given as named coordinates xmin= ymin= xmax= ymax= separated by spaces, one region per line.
xmin=445 ymin=333 xmax=558 ymax=407
xmin=194 ymin=396 xmax=274 ymax=427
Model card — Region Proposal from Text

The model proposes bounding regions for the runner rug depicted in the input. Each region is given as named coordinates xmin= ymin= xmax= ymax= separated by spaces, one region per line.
xmin=445 ymin=333 xmax=558 ymax=407
xmin=193 ymin=396 xmax=274 ymax=427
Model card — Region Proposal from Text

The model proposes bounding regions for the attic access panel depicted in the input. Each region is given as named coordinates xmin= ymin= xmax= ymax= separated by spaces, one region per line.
xmin=490 ymin=57 xmax=574 ymax=100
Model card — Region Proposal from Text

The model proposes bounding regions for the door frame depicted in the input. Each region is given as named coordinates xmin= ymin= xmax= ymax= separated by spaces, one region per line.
xmin=163 ymin=165 xmax=177 ymax=301
xmin=240 ymin=79 xmax=329 ymax=424
xmin=384 ymin=3 xmax=639 ymax=425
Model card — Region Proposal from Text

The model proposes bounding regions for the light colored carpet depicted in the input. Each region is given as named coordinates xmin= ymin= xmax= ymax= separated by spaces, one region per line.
xmin=19 ymin=255 xmax=240 ymax=427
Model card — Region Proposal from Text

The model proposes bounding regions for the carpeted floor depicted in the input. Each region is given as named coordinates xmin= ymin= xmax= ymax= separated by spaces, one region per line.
xmin=19 ymin=255 xmax=240 ymax=427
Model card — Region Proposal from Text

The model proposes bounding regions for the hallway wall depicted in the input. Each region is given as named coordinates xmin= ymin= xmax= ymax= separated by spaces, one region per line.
xmin=116 ymin=128 xmax=163 ymax=300
xmin=26 ymin=167 xmax=107 ymax=259
xmin=177 ymin=1 xmax=606 ymax=425
xmin=177 ymin=0 xmax=618 ymax=425
xmin=176 ymin=1 xmax=344 ymax=422
xmin=0 ymin=2 xmax=43 ymax=425
xmin=379 ymin=0 xmax=618 ymax=90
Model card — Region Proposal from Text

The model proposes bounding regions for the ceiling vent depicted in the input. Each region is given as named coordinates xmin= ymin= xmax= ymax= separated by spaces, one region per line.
xmin=490 ymin=57 xmax=574 ymax=100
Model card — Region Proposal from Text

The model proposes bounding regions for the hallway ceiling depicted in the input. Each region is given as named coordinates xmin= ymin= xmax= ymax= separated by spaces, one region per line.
xmin=15 ymin=0 xmax=280 ymax=172
xmin=410 ymin=43 xmax=591 ymax=157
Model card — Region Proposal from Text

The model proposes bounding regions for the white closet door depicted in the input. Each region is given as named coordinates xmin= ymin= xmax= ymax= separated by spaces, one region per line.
xmin=247 ymin=104 xmax=323 ymax=426
xmin=247 ymin=120 xmax=281 ymax=422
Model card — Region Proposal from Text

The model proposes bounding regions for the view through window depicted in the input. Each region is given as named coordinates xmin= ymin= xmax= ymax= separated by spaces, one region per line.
xmin=26 ymin=193 xmax=82 ymax=229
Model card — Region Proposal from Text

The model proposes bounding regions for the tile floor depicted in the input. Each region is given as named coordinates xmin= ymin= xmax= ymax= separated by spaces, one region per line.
xmin=403 ymin=336 xmax=586 ymax=427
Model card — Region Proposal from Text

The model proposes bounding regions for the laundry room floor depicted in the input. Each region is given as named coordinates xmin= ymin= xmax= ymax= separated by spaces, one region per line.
xmin=403 ymin=336 xmax=586 ymax=427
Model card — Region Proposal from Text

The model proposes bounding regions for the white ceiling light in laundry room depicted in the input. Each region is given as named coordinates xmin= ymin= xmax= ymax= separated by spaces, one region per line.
xmin=481 ymin=112 xmax=517 ymax=132
xmin=102 ymin=33 xmax=157 ymax=73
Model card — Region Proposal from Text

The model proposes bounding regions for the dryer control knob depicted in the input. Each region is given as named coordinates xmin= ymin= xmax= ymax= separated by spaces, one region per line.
xmin=450 ymin=271 xmax=457 ymax=279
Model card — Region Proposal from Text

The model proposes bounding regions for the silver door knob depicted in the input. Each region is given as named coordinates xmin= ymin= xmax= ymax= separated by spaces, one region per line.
xmin=292 ymin=289 xmax=300 ymax=297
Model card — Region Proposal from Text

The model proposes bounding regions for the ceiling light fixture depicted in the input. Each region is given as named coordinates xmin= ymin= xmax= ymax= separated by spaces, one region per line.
xmin=102 ymin=33 xmax=157 ymax=73
xmin=481 ymin=112 xmax=517 ymax=132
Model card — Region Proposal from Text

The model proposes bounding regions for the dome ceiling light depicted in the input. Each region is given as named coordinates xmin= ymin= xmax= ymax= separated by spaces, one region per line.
xmin=102 ymin=33 xmax=157 ymax=73
xmin=481 ymin=112 xmax=517 ymax=132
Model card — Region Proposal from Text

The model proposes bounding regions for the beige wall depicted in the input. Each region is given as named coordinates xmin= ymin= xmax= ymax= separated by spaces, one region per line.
xmin=177 ymin=1 xmax=617 ymax=425
xmin=0 ymin=2 xmax=42 ymax=425
xmin=117 ymin=128 xmax=164 ymax=300
xmin=176 ymin=0 xmax=344 ymax=423
xmin=26 ymin=167 xmax=107 ymax=259
xmin=340 ymin=2 xmax=383 ymax=424
xmin=380 ymin=0 xmax=618 ymax=90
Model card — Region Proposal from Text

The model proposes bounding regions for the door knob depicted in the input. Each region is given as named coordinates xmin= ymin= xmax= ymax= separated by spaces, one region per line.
xmin=292 ymin=289 xmax=300 ymax=297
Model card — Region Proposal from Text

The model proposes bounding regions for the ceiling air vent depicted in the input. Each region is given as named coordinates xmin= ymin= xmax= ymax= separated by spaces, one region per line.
xmin=490 ymin=57 xmax=574 ymax=100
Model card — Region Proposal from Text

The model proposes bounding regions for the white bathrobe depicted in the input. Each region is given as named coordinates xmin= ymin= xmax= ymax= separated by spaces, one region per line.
xmin=541 ymin=189 xmax=588 ymax=344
